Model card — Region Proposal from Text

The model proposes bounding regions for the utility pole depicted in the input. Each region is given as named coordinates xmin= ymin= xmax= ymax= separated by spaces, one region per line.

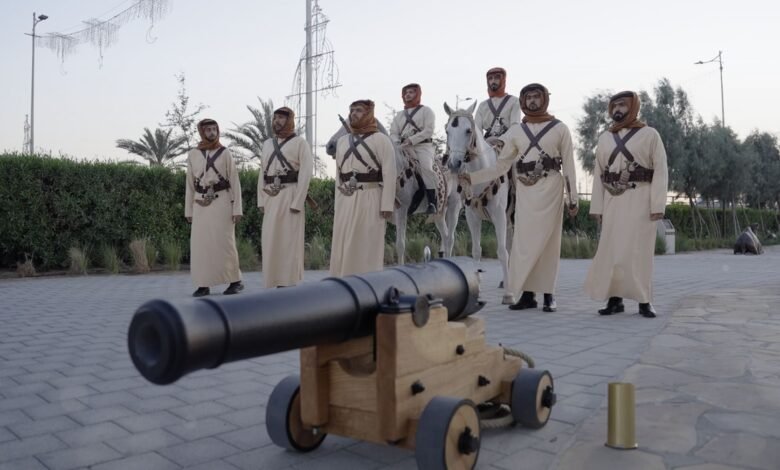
xmin=25 ymin=12 xmax=49 ymax=154
xmin=695 ymin=50 xmax=725 ymax=126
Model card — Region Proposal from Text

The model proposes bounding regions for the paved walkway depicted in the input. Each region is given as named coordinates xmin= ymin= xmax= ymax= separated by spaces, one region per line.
xmin=0 ymin=247 xmax=778 ymax=469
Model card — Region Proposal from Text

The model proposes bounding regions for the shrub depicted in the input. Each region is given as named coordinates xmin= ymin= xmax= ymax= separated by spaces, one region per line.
xmin=406 ymin=234 xmax=432 ymax=263
xmin=161 ymin=240 xmax=183 ymax=271
xmin=480 ymin=232 xmax=497 ymax=259
xmin=129 ymin=239 xmax=150 ymax=273
xmin=100 ymin=245 xmax=121 ymax=274
xmin=68 ymin=246 xmax=89 ymax=275
xmin=16 ymin=254 xmax=36 ymax=277
xmin=305 ymin=235 xmax=329 ymax=270
xmin=655 ymin=235 xmax=667 ymax=255
xmin=237 ymin=238 xmax=259 ymax=271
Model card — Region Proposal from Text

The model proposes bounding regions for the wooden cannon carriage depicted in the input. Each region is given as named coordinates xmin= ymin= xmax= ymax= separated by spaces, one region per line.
xmin=128 ymin=259 xmax=555 ymax=469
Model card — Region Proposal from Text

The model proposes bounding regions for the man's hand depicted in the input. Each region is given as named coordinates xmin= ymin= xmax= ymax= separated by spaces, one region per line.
xmin=400 ymin=140 xmax=413 ymax=150
xmin=232 ymin=215 xmax=243 ymax=224
xmin=186 ymin=217 xmax=192 ymax=224
xmin=290 ymin=208 xmax=301 ymax=214
xmin=650 ymin=213 xmax=664 ymax=221
xmin=258 ymin=207 xmax=264 ymax=214
xmin=567 ymin=204 xmax=579 ymax=218
xmin=590 ymin=214 xmax=602 ymax=223
xmin=458 ymin=173 xmax=471 ymax=185
xmin=381 ymin=211 xmax=393 ymax=220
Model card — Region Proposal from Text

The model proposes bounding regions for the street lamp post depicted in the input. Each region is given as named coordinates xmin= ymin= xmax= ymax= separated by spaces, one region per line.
xmin=455 ymin=95 xmax=473 ymax=110
xmin=694 ymin=50 xmax=724 ymax=126
xmin=26 ymin=12 xmax=48 ymax=154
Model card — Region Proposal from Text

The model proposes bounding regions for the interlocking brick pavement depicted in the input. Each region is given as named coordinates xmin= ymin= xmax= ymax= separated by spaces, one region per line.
xmin=1 ymin=247 xmax=778 ymax=469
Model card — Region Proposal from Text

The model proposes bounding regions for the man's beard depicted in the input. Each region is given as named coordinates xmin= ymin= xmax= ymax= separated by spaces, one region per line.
xmin=528 ymin=103 xmax=539 ymax=111
xmin=205 ymin=133 xmax=217 ymax=141
xmin=612 ymin=112 xmax=625 ymax=122
xmin=273 ymin=124 xmax=284 ymax=133
xmin=489 ymin=83 xmax=500 ymax=91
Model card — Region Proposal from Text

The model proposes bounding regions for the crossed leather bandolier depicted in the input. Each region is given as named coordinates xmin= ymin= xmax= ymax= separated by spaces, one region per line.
xmin=263 ymin=137 xmax=299 ymax=186
xmin=195 ymin=147 xmax=231 ymax=194
xmin=600 ymin=128 xmax=655 ymax=192
xmin=401 ymin=106 xmax=432 ymax=144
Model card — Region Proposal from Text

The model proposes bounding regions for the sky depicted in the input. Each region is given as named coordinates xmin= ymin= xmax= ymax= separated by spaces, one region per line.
xmin=2 ymin=0 xmax=779 ymax=191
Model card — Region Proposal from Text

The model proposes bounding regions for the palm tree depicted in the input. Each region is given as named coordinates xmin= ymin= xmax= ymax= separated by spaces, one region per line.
xmin=116 ymin=128 xmax=188 ymax=168
xmin=223 ymin=98 xmax=276 ymax=164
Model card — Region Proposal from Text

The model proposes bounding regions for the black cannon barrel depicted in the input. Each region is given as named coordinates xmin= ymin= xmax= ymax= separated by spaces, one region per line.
xmin=128 ymin=258 xmax=483 ymax=385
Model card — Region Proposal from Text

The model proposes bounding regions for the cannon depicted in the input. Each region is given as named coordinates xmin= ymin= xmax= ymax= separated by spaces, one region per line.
xmin=128 ymin=258 xmax=556 ymax=469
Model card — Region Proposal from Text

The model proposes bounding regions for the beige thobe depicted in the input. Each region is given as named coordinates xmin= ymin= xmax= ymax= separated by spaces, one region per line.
xmin=329 ymin=132 xmax=397 ymax=277
xmin=475 ymin=95 xmax=521 ymax=137
xmin=389 ymin=105 xmax=436 ymax=188
xmin=584 ymin=126 xmax=669 ymax=303
xmin=471 ymin=120 xmax=577 ymax=296
xmin=258 ymin=135 xmax=313 ymax=288
xmin=185 ymin=147 xmax=242 ymax=287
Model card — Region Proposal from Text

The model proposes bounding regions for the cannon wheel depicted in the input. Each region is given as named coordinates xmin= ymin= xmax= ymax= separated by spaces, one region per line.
xmin=266 ymin=375 xmax=326 ymax=452
xmin=511 ymin=369 xmax=555 ymax=429
xmin=415 ymin=397 xmax=480 ymax=470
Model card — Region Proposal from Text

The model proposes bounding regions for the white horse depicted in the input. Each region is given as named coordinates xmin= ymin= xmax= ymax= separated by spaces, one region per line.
xmin=325 ymin=121 xmax=460 ymax=264
xmin=443 ymin=102 xmax=513 ymax=304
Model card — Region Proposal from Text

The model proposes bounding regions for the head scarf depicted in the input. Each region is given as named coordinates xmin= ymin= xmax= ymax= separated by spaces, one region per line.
xmin=486 ymin=67 xmax=507 ymax=98
xmin=349 ymin=100 xmax=379 ymax=135
xmin=520 ymin=83 xmax=555 ymax=124
xmin=401 ymin=83 xmax=422 ymax=109
xmin=272 ymin=107 xmax=296 ymax=139
xmin=608 ymin=91 xmax=646 ymax=133
xmin=196 ymin=118 xmax=223 ymax=150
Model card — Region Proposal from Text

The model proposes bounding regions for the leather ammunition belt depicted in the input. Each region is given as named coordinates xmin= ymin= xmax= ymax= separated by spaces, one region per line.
xmin=195 ymin=179 xmax=230 ymax=194
xmin=602 ymin=167 xmax=654 ymax=183
xmin=339 ymin=172 xmax=383 ymax=183
xmin=264 ymin=171 xmax=299 ymax=185
xmin=516 ymin=156 xmax=562 ymax=173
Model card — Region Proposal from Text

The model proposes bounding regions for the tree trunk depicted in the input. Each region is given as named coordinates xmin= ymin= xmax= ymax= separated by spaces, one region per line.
xmin=688 ymin=195 xmax=698 ymax=239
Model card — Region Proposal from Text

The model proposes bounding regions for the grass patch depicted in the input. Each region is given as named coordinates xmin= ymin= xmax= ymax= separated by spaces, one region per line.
xmin=480 ymin=232 xmax=498 ymax=259
xmin=16 ymin=254 xmax=36 ymax=277
xmin=68 ymin=246 xmax=89 ymax=275
xmin=237 ymin=238 xmax=260 ymax=271
xmin=305 ymin=235 xmax=329 ymax=270
xmin=561 ymin=232 xmax=598 ymax=259
xmin=655 ymin=235 xmax=667 ymax=255
xmin=100 ymin=245 xmax=121 ymax=274
xmin=129 ymin=239 xmax=151 ymax=273
xmin=161 ymin=240 xmax=183 ymax=271
xmin=406 ymin=234 xmax=433 ymax=263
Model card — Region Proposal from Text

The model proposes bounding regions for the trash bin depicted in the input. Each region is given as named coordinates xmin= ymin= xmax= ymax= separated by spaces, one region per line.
xmin=656 ymin=219 xmax=675 ymax=254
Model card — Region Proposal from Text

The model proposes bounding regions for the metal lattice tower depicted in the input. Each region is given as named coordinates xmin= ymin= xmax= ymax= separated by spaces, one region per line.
xmin=286 ymin=0 xmax=341 ymax=176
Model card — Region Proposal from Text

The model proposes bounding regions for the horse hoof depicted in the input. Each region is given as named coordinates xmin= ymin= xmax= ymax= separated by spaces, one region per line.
xmin=498 ymin=281 xmax=504 ymax=289
xmin=502 ymin=294 xmax=515 ymax=305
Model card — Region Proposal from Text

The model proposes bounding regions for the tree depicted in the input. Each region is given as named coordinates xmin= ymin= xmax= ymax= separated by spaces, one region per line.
xmin=223 ymin=98 xmax=275 ymax=164
xmin=116 ymin=128 xmax=188 ymax=168
xmin=160 ymin=72 xmax=207 ymax=151
xmin=744 ymin=131 xmax=780 ymax=212
xmin=575 ymin=91 xmax=612 ymax=174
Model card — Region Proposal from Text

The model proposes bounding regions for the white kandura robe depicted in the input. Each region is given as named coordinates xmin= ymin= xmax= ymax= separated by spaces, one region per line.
xmin=329 ymin=132 xmax=396 ymax=277
xmin=475 ymin=95 xmax=521 ymax=137
xmin=584 ymin=126 xmax=669 ymax=303
xmin=258 ymin=135 xmax=313 ymax=288
xmin=185 ymin=147 xmax=242 ymax=288
xmin=389 ymin=105 xmax=436 ymax=189
xmin=471 ymin=120 xmax=577 ymax=296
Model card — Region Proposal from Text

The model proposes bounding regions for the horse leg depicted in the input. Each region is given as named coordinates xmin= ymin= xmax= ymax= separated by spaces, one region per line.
xmin=489 ymin=198 xmax=513 ymax=305
xmin=444 ymin=196 xmax=462 ymax=257
xmin=465 ymin=208 xmax=482 ymax=262
xmin=395 ymin=211 xmax=408 ymax=265
xmin=433 ymin=216 xmax=448 ymax=258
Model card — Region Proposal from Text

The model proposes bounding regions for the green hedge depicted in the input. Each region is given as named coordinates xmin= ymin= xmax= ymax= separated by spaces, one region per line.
xmin=2 ymin=154 xmax=778 ymax=270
